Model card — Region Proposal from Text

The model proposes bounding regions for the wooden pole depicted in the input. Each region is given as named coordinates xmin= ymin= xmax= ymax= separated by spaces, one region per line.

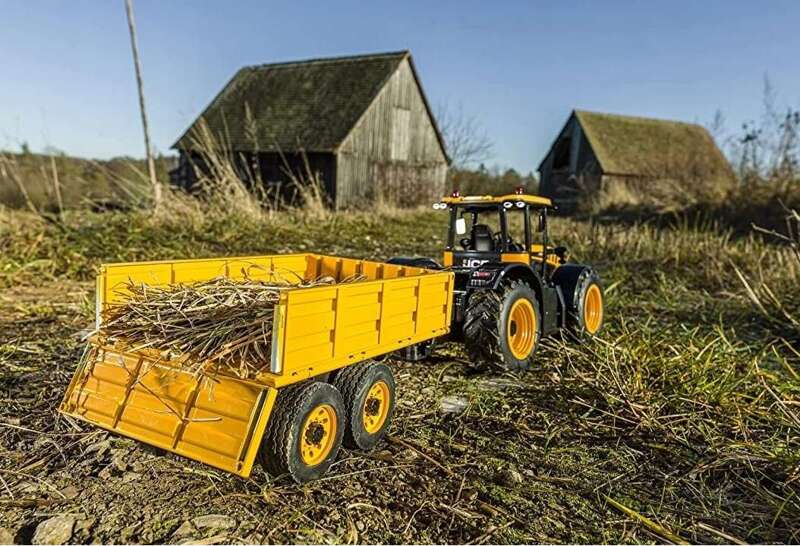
xmin=124 ymin=0 xmax=162 ymax=210
xmin=50 ymin=155 xmax=63 ymax=217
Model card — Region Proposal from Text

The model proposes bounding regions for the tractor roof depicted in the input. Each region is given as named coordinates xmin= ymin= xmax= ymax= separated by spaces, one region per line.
xmin=442 ymin=193 xmax=553 ymax=207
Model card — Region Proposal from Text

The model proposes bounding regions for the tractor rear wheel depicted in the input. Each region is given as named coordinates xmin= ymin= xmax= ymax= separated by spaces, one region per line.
xmin=566 ymin=272 xmax=604 ymax=340
xmin=332 ymin=362 xmax=396 ymax=450
xmin=259 ymin=381 xmax=344 ymax=483
xmin=463 ymin=280 xmax=541 ymax=371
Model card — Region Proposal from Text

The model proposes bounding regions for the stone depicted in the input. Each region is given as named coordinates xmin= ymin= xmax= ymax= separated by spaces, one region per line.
xmin=440 ymin=395 xmax=469 ymax=414
xmin=110 ymin=449 xmax=129 ymax=472
xmin=0 ymin=527 xmax=15 ymax=544
xmin=32 ymin=517 xmax=75 ymax=545
xmin=59 ymin=485 xmax=80 ymax=500
xmin=191 ymin=515 xmax=236 ymax=532
xmin=172 ymin=521 xmax=195 ymax=539
xmin=188 ymin=534 xmax=231 ymax=545
xmin=121 ymin=472 xmax=141 ymax=484
xmin=476 ymin=377 xmax=519 ymax=391
xmin=85 ymin=439 xmax=111 ymax=458
xmin=496 ymin=467 xmax=524 ymax=486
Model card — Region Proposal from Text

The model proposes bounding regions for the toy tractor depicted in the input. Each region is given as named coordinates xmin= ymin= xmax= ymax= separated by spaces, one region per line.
xmin=391 ymin=188 xmax=604 ymax=370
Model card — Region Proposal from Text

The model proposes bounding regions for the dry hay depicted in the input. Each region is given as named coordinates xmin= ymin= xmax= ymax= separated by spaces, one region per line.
xmin=97 ymin=275 xmax=354 ymax=378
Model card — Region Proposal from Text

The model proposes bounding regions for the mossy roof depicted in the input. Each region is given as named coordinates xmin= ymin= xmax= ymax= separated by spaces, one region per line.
xmin=173 ymin=50 xmax=430 ymax=154
xmin=544 ymin=110 xmax=734 ymax=180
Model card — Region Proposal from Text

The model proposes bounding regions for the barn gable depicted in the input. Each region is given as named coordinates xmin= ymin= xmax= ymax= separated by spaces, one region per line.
xmin=537 ymin=110 xmax=735 ymax=209
xmin=173 ymin=51 xmax=411 ymax=152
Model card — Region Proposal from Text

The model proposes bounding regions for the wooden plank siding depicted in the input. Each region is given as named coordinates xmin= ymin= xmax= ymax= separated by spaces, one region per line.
xmin=336 ymin=59 xmax=448 ymax=208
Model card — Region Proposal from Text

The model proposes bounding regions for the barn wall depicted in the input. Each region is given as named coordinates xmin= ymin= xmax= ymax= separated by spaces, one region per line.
xmin=538 ymin=115 xmax=603 ymax=212
xmin=171 ymin=150 xmax=336 ymax=206
xmin=336 ymin=59 xmax=448 ymax=208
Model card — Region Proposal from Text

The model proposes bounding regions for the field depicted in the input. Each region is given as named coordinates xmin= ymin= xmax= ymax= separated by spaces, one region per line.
xmin=1 ymin=202 xmax=799 ymax=544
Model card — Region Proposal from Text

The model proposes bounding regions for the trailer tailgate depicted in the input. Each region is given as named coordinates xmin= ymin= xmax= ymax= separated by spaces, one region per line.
xmin=60 ymin=343 xmax=277 ymax=477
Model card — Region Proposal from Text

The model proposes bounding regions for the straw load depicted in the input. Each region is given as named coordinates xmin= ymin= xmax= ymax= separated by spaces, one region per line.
xmin=97 ymin=275 xmax=348 ymax=378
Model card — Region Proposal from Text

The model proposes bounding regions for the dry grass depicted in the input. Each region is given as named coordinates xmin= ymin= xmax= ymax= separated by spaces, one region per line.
xmin=2 ymin=172 xmax=800 ymax=541
xmin=98 ymin=274 xmax=359 ymax=379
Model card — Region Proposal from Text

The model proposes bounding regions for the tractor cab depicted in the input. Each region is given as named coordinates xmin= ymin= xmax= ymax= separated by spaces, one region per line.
xmin=434 ymin=188 xmax=564 ymax=276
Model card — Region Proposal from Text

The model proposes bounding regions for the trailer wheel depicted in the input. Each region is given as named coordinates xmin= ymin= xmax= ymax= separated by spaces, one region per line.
xmin=463 ymin=280 xmax=541 ymax=371
xmin=259 ymin=381 xmax=344 ymax=483
xmin=332 ymin=362 xmax=396 ymax=450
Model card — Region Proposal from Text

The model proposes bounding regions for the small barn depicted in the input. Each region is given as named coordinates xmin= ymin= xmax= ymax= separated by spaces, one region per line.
xmin=171 ymin=50 xmax=449 ymax=208
xmin=537 ymin=110 xmax=735 ymax=210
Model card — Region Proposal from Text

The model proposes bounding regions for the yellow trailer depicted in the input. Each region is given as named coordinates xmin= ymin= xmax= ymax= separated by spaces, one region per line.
xmin=61 ymin=253 xmax=454 ymax=482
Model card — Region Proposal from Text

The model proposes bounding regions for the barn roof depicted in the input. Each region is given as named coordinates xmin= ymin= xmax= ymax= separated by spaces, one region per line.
xmin=173 ymin=50 xmax=446 ymax=157
xmin=541 ymin=110 xmax=734 ymax=179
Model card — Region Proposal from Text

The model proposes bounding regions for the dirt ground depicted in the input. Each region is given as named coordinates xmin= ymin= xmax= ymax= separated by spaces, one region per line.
xmin=0 ymin=282 xmax=650 ymax=545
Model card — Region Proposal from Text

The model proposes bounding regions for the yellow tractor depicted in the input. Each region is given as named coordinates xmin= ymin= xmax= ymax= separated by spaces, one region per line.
xmin=60 ymin=190 xmax=603 ymax=483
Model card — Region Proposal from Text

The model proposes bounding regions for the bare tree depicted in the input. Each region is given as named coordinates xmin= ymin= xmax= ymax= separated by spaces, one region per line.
xmin=435 ymin=102 xmax=493 ymax=168
xmin=124 ymin=0 xmax=162 ymax=209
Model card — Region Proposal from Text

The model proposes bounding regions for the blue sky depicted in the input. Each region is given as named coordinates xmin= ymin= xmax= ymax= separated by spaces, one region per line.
xmin=1 ymin=1 xmax=798 ymax=173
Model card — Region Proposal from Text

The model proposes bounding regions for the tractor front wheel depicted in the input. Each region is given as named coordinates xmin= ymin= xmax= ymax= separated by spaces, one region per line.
xmin=463 ymin=280 xmax=541 ymax=371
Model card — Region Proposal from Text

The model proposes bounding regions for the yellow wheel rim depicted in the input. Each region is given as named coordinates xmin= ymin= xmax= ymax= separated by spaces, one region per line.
xmin=299 ymin=404 xmax=337 ymax=466
xmin=583 ymin=284 xmax=603 ymax=334
xmin=507 ymin=298 xmax=536 ymax=360
xmin=362 ymin=380 xmax=390 ymax=434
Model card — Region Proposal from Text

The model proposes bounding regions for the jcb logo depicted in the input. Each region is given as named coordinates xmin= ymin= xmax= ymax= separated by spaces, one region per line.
xmin=462 ymin=258 xmax=488 ymax=268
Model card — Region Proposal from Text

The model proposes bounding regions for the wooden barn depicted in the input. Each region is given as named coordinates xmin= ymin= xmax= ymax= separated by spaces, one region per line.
xmin=537 ymin=110 xmax=735 ymax=210
xmin=171 ymin=50 xmax=449 ymax=208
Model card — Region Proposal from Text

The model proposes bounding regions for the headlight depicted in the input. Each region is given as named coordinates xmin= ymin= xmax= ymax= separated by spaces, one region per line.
xmin=503 ymin=201 xmax=513 ymax=209
xmin=515 ymin=201 xmax=525 ymax=208
xmin=432 ymin=202 xmax=446 ymax=210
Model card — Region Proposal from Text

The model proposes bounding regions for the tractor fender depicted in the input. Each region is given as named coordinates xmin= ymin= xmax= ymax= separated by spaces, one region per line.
xmin=551 ymin=264 xmax=601 ymax=317
xmin=386 ymin=256 xmax=442 ymax=270
xmin=467 ymin=262 xmax=543 ymax=294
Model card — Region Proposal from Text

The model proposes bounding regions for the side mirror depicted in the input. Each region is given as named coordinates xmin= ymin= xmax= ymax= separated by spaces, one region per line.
xmin=538 ymin=214 xmax=546 ymax=232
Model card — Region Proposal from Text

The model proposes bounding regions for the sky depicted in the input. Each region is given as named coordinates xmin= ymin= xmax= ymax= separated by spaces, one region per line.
xmin=1 ymin=1 xmax=799 ymax=173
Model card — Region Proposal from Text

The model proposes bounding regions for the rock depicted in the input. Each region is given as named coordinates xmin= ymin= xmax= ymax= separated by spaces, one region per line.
xmin=172 ymin=521 xmax=195 ymax=539
xmin=440 ymin=395 xmax=468 ymax=414
xmin=121 ymin=472 xmax=141 ymax=484
xmin=0 ymin=527 xmax=15 ymax=544
xmin=32 ymin=517 xmax=75 ymax=545
xmin=72 ymin=518 xmax=95 ymax=540
xmin=59 ymin=485 xmax=80 ymax=500
xmin=110 ymin=449 xmax=129 ymax=472
xmin=496 ymin=467 xmax=524 ymax=486
xmin=191 ymin=514 xmax=236 ymax=532
xmin=476 ymin=377 xmax=519 ymax=391
xmin=84 ymin=438 xmax=111 ymax=457
xmin=181 ymin=535 xmax=229 ymax=545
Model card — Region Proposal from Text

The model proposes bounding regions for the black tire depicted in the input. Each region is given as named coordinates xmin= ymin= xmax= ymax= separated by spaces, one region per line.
xmin=566 ymin=272 xmax=604 ymax=340
xmin=332 ymin=362 xmax=396 ymax=450
xmin=259 ymin=381 xmax=344 ymax=483
xmin=463 ymin=280 xmax=541 ymax=371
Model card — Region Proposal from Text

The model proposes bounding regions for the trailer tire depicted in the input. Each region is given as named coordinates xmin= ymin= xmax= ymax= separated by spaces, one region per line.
xmin=463 ymin=280 xmax=541 ymax=371
xmin=332 ymin=362 xmax=396 ymax=450
xmin=259 ymin=381 xmax=344 ymax=483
